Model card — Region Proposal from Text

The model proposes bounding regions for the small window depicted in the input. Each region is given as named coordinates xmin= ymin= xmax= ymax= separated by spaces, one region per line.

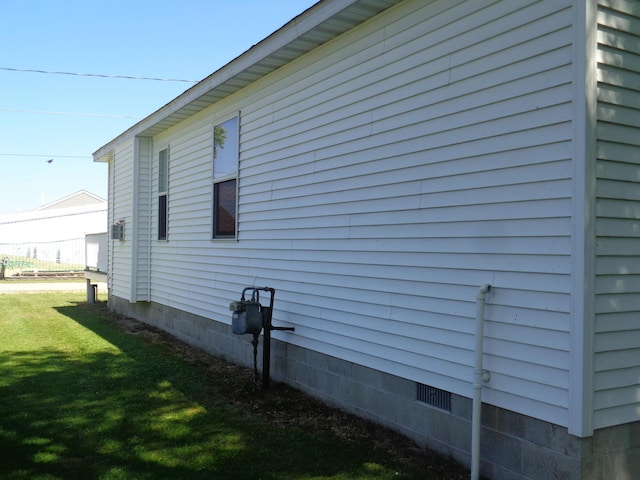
xmin=158 ymin=147 xmax=169 ymax=240
xmin=213 ymin=116 xmax=238 ymax=238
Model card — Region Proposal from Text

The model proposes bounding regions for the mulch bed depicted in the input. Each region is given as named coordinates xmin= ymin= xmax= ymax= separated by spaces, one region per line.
xmin=105 ymin=309 xmax=469 ymax=479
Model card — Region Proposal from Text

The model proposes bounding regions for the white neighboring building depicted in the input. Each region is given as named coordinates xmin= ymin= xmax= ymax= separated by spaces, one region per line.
xmin=93 ymin=1 xmax=640 ymax=479
xmin=0 ymin=191 xmax=107 ymax=269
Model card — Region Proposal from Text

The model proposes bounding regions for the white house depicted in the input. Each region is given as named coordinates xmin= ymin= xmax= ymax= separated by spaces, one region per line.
xmin=92 ymin=1 xmax=640 ymax=478
xmin=0 ymin=190 xmax=107 ymax=271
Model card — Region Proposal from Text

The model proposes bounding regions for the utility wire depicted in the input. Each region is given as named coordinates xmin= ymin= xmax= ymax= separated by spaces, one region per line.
xmin=0 ymin=108 xmax=141 ymax=119
xmin=0 ymin=66 xmax=199 ymax=83
xmin=0 ymin=153 xmax=90 ymax=158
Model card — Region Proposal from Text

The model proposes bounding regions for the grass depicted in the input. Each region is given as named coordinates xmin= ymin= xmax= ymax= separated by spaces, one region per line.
xmin=1 ymin=255 xmax=84 ymax=275
xmin=0 ymin=293 xmax=468 ymax=480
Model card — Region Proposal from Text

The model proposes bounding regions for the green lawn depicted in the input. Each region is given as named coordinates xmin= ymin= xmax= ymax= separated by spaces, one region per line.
xmin=0 ymin=293 xmax=466 ymax=480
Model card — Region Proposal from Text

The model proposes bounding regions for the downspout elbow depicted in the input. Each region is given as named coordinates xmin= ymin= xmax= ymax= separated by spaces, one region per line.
xmin=476 ymin=283 xmax=492 ymax=300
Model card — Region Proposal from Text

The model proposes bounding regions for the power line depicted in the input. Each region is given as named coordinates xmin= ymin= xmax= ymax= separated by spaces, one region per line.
xmin=0 ymin=108 xmax=141 ymax=119
xmin=0 ymin=153 xmax=90 ymax=158
xmin=0 ymin=66 xmax=199 ymax=83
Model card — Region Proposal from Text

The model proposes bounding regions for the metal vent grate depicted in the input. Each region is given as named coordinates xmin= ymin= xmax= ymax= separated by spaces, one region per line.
xmin=416 ymin=383 xmax=452 ymax=412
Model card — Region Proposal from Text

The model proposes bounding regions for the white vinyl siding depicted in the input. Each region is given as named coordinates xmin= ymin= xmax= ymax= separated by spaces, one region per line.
xmin=110 ymin=139 xmax=135 ymax=301
xmin=149 ymin=125 xmax=214 ymax=307
xmin=133 ymin=137 xmax=152 ymax=301
xmin=593 ymin=0 xmax=640 ymax=430
xmin=247 ymin=0 xmax=575 ymax=426
xmin=143 ymin=0 xmax=576 ymax=427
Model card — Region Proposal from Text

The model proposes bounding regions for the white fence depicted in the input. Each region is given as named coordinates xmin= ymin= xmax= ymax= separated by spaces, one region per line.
xmin=0 ymin=238 xmax=85 ymax=275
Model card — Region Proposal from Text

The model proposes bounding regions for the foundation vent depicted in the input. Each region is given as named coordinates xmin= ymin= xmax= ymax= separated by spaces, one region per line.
xmin=416 ymin=383 xmax=451 ymax=412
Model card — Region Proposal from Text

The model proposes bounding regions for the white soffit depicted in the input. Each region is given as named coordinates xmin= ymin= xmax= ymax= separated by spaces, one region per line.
xmin=93 ymin=0 xmax=401 ymax=162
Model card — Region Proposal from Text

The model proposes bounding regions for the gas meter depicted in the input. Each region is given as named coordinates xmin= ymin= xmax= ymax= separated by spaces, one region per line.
xmin=229 ymin=286 xmax=294 ymax=389
xmin=230 ymin=298 xmax=263 ymax=335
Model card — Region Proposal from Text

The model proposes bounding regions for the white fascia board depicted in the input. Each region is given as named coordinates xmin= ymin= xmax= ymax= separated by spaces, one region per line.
xmin=92 ymin=0 xmax=365 ymax=162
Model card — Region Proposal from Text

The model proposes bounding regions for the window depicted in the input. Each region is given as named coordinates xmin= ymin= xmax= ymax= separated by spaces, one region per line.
xmin=213 ymin=116 xmax=238 ymax=238
xmin=158 ymin=147 xmax=169 ymax=240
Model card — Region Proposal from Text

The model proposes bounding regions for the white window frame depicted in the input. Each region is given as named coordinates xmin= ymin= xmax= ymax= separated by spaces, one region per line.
xmin=212 ymin=115 xmax=239 ymax=239
xmin=158 ymin=147 xmax=169 ymax=241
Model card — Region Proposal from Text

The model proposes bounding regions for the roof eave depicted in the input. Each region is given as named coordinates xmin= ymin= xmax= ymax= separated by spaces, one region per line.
xmin=93 ymin=0 xmax=401 ymax=163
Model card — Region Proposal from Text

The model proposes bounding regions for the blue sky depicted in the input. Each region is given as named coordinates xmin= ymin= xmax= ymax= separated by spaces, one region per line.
xmin=0 ymin=0 xmax=317 ymax=215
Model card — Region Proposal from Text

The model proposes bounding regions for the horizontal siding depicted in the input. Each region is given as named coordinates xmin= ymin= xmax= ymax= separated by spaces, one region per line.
xmin=149 ymin=123 xmax=216 ymax=306
xmin=134 ymin=137 xmax=152 ymax=301
xmin=111 ymin=139 xmax=135 ymax=301
xmin=144 ymin=0 xmax=575 ymax=427
xmin=593 ymin=0 xmax=640 ymax=430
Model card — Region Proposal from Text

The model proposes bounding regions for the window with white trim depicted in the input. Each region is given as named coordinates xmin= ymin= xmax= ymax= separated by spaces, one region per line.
xmin=212 ymin=116 xmax=238 ymax=238
xmin=158 ymin=147 xmax=169 ymax=240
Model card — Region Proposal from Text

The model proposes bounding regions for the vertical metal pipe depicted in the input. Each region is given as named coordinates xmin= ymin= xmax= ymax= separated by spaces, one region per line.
xmin=262 ymin=305 xmax=272 ymax=389
xmin=86 ymin=278 xmax=93 ymax=303
xmin=471 ymin=284 xmax=491 ymax=480
xmin=261 ymin=288 xmax=276 ymax=389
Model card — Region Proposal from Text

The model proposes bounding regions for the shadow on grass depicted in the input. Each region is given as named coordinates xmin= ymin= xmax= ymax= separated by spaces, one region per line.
xmin=0 ymin=301 xmax=416 ymax=480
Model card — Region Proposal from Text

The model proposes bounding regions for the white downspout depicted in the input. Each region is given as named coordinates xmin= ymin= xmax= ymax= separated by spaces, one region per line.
xmin=471 ymin=284 xmax=492 ymax=480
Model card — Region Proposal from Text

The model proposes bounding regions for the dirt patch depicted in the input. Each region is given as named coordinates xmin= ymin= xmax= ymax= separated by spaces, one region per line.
xmin=106 ymin=311 xmax=469 ymax=479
